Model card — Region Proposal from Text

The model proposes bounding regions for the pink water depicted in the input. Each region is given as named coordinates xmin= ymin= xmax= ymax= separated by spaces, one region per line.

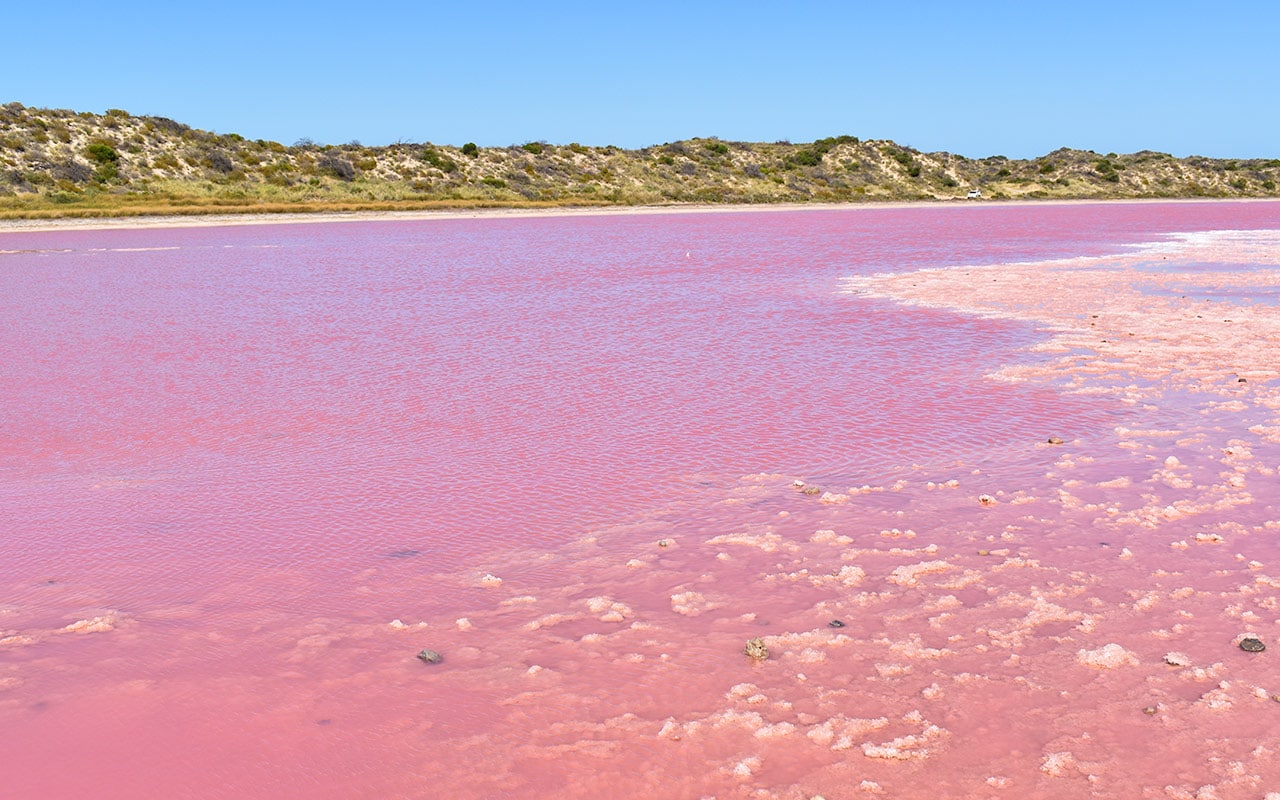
xmin=3 ymin=202 xmax=1280 ymax=799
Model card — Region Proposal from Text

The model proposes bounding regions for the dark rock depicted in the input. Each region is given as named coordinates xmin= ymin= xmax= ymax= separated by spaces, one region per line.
xmin=1239 ymin=637 xmax=1266 ymax=653
xmin=1047 ymin=437 xmax=1064 ymax=445
xmin=828 ymin=619 xmax=846 ymax=628
xmin=417 ymin=648 xmax=444 ymax=664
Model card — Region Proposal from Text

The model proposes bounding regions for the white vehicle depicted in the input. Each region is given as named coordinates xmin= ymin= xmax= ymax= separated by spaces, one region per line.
xmin=966 ymin=189 xmax=982 ymax=199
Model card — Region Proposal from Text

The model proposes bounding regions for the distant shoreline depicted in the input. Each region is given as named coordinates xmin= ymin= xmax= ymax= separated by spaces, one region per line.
xmin=3 ymin=197 xmax=1278 ymax=235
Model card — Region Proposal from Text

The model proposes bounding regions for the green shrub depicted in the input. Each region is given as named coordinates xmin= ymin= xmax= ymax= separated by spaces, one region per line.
xmin=568 ymin=142 xmax=589 ymax=154
xmin=1038 ymin=161 xmax=1056 ymax=173
xmin=788 ymin=149 xmax=822 ymax=167
xmin=461 ymin=142 xmax=479 ymax=157
xmin=521 ymin=142 xmax=544 ymax=155
xmin=481 ymin=176 xmax=506 ymax=188
xmin=86 ymin=142 xmax=120 ymax=165
xmin=420 ymin=147 xmax=458 ymax=173
xmin=703 ymin=141 xmax=729 ymax=155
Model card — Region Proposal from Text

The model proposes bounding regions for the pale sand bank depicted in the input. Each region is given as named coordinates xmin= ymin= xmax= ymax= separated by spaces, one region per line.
xmin=2 ymin=197 xmax=1273 ymax=234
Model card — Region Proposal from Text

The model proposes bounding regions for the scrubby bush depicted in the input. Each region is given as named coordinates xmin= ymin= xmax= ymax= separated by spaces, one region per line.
xmin=703 ymin=140 xmax=729 ymax=155
xmin=461 ymin=142 xmax=478 ymax=157
xmin=53 ymin=161 xmax=93 ymax=183
xmin=206 ymin=150 xmax=235 ymax=173
xmin=743 ymin=163 xmax=763 ymax=179
xmin=317 ymin=153 xmax=355 ymax=180
xmin=480 ymin=176 xmax=506 ymax=187
xmin=521 ymin=142 xmax=544 ymax=155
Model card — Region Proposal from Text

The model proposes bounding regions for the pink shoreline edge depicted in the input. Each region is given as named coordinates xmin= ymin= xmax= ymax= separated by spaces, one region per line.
xmin=3 ymin=196 xmax=1278 ymax=234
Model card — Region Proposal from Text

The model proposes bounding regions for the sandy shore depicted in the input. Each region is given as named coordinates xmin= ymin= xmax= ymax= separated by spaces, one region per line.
xmin=2 ymin=197 xmax=1272 ymax=234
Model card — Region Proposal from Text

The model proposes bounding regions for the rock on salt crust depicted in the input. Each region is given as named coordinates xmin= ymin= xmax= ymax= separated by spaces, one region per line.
xmin=1076 ymin=643 xmax=1139 ymax=668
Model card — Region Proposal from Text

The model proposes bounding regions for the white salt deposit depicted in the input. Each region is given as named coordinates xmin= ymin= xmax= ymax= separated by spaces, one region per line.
xmin=1076 ymin=643 xmax=1139 ymax=669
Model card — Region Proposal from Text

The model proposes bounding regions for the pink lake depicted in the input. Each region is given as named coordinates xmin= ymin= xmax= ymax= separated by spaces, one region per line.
xmin=3 ymin=202 xmax=1280 ymax=799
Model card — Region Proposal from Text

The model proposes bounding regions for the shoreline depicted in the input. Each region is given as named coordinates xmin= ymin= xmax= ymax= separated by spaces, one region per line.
xmin=2 ymin=196 xmax=1277 ymax=234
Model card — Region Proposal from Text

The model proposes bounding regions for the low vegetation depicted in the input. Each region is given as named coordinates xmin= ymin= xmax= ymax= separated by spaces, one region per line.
xmin=2 ymin=103 xmax=1278 ymax=219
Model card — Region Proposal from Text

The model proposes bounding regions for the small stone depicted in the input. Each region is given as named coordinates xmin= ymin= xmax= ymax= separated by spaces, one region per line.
xmin=978 ymin=494 xmax=996 ymax=506
xmin=801 ymin=484 xmax=822 ymax=496
xmin=1163 ymin=651 xmax=1192 ymax=667
xmin=1142 ymin=706 xmax=1157 ymax=715
xmin=657 ymin=539 xmax=672 ymax=548
xmin=1237 ymin=378 xmax=1248 ymax=383
xmin=828 ymin=619 xmax=845 ymax=628
xmin=1047 ymin=437 xmax=1064 ymax=445
xmin=1239 ymin=637 xmax=1266 ymax=653
xmin=978 ymin=549 xmax=990 ymax=556
xmin=416 ymin=649 xmax=443 ymax=664
xmin=744 ymin=637 xmax=769 ymax=660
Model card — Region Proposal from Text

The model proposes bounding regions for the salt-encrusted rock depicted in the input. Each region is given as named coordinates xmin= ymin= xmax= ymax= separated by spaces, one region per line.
xmin=416 ymin=648 xmax=443 ymax=664
xmin=744 ymin=637 xmax=770 ymax=660
xmin=1239 ymin=637 xmax=1266 ymax=652
xmin=1047 ymin=437 xmax=1064 ymax=445
xmin=828 ymin=619 xmax=846 ymax=628
xmin=1164 ymin=651 xmax=1193 ymax=667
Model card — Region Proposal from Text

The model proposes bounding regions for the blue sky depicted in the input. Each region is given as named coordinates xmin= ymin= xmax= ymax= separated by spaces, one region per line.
xmin=7 ymin=1 xmax=1277 ymax=158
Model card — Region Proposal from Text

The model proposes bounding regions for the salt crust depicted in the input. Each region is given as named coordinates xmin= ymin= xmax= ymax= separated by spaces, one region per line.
xmin=61 ymin=613 xmax=122 ymax=633
xmin=670 ymin=590 xmax=717 ymax=616
xmin=706 ymin=530 xmax=796 ymax=553
xmin=887 ymin=560 xmax=952 ymax=586
xmin=585 ymin=596 xmax=633 ymax=622
xmin=1041 ymin=750 xmax=1078 ymax=777
xmin=1076 ymin=643 xmax=1139 ymax=669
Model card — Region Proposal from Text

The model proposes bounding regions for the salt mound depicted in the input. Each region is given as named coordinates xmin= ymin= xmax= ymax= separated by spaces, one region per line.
xmin=1076 ymin=643 xmax=1139 ymax=669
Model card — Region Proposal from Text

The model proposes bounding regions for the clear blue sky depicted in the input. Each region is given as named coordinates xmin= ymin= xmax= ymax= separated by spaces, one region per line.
xmin=7 ymin=1 xmax=1277 ymax=158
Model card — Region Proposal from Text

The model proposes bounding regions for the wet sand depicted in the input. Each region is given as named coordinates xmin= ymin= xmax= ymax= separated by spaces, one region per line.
xmin=2 ymin=197 xmax=1275 ymax=235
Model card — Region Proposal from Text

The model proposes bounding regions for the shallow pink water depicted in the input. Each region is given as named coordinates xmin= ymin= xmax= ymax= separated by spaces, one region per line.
xmin=3 ymin=202 xmax=1280 ymax=799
